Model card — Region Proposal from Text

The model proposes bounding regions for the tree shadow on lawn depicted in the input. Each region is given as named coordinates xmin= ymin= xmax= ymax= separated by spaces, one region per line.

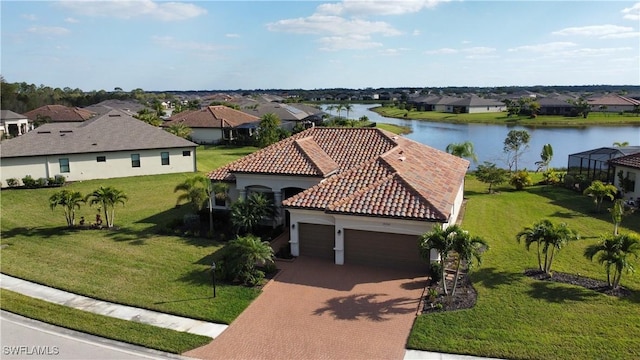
xmin=471 ymin=267 xmax=522 ymax=290
xmin=313 ymin=293 xmax=417 ymax=321
xmin=527 ymin=281 xmax=600 ymax=303
xmin=0 ymin=226 xmax=72 ymax=240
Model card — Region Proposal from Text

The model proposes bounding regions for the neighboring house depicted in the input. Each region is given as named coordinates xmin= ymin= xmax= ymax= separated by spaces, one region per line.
xmin=83 ymin=99 xmax=150 ymax=117
xmin=0 ymin=110 xmax=32 ymax=137
xmin=537 ymin=97 xmax=576 ymax=116
xmin=449 ymin=96 xmax=505 ymax=114
xmin=240 ymin=102 xmax=325 ymax=131
xmin=567 ymin=146 xmax=640 ymax=186
xmin=163 ymin=105 xmax=260 ymax=144
xmin=588 ymin=94 xmax=640 ymax=113
xmin=609 ymin=152 xmax=640 ymax=201
xmin=433 ymin=96 xmax=463 ymax=112
xmin=208 ymin=127 xmax=469 ymax=272
xmin=408 ymin=95 xmax=440 ymax=111
xmin=0 ymin=110 xmax=197 ymax=186
xmin=23 ymin=104 xmax=96 ymax=123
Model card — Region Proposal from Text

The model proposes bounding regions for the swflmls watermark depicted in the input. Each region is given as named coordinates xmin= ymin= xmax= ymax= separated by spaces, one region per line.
xmin=3 ymin=346 xmax=60 ymax=356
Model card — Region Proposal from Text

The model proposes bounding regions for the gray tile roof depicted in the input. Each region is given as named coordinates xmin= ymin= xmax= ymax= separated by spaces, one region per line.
xmin=0 ymin=110 xmax=196 ymax=158
xmin=0 ymin=110 xmax=28 ymax=121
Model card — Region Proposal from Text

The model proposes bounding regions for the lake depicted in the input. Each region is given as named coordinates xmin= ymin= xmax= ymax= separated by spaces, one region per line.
xmin=322 ymin=104 xmax=640 ymax=170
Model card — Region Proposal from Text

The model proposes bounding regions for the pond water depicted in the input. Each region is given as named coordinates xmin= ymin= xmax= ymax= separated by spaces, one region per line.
xmin=322 ymin=104 xmax=640 ymax=170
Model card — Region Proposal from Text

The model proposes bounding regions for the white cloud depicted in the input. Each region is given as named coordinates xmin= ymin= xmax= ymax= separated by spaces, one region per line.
xmin=225 ymin=34 xmax=241 ymax=38
xmin=412 ymin=29 xmax=421 ymax=36
xmin=508 ymin=42 xmax=577 ymax=53
xmin=378 ymin=47 xmax=411 ymax=56
xmin=424 ymin=47 xmax=458 ymax=55
xmin=267 ymin=15 xmax=401 ymax=37
xmin=56 ymin=0 xmax=207 ymax=21
xmin=152 ymin=36 xmax=220 ymax=52
xmin=316 ymin=0 xmax=450 ymax=16
xmin=21 ymin=14 xmax=37 ymax=21
xmin=622 ymin=2 xmax=640 ymax=21
xmin=317 ymin=35 xmax=383 ymax=51
xmin=65 ymin=17 xmax=79 ymax=23
xmin=27 ymin=26 xmax=70 ymax=36
xmin=600 ymin=31 xmax=640 ymax=39
xmin=552 ymin=24 xmax=634 ymax=38
xmin=463 ymin=47 xmax=496 ymax=54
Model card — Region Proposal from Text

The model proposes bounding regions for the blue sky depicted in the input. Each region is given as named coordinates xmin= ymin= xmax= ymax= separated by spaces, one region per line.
xmin=2 ymin=1 xmax=639 ymax=91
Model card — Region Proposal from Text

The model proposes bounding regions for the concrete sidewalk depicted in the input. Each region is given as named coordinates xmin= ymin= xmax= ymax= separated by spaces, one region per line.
xmin=0 ymin=274 xmax=227 ymax=339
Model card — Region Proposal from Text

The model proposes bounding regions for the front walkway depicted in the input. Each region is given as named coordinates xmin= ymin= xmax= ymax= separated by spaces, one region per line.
xmin=185 ymin=256 xmax=428 ymax=360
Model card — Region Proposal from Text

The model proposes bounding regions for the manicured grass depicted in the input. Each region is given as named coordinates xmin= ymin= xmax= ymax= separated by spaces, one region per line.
xmin=376 ymin=122 xmax=412 ymax=135
xmin=373 ymin=106 xmax=640 ymax=127
xmin=0 ymin=146 xmax=260 ymax=325
xmin=195 ymin=145 xmax=258 ymax=174
xmin=1 ymin=290 xmax=212 ymax=354
xmin=408 ymin=176 xmax=640 ymax=360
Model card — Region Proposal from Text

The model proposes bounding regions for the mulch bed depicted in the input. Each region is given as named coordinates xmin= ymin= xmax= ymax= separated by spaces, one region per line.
xmin=523 ymin=269 xmax=632 ymax=298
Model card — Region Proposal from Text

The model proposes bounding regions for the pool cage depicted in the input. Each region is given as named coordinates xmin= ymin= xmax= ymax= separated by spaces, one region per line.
xmin=566 ymin=146 xmax=640 ymax=190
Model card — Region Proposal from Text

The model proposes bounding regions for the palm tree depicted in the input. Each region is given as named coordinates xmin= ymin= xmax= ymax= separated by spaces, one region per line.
xmin=541 ymin=221 xmax=578 ymax=274
xmin=344 ymin=103 xmax=353 ymax=119
xmin=516 ymin=220 xmax=551 ymax=272
xmin=609 ymin=198 xmax=634 ymax=236
xmin=535 ymin=143 xmax=553 ymax=172
xmin=230 ymin=193 xmax=275 ymax=235
xmin=325 ymin=104 xmax=336 ymax=117
xmin=166 ymin=123 xmax=192 ymax=139
xmin=583 ymin=180 xmax=618 ymax=212
xmin=613 ymin=141 xmax=629 ymax=147
xmin=49 ymin=189 xmax=85 ymax=227
xmin=174 ymin=175 xmax=210 ymax=212
xmin=446 ymin=141 xmax=478 ymax=163
xmin=420 ymin=225 xmax=454 ymax=295
xmin=225 ymin=235 xmax=275 ymax=285
xmin=449 ymin=226 xmax=488 ymax=295
xmin=86 ymin=186 xmax=128 ymax=228
xmin=584 ymin=234 xmax=640 ymax=289
xmin=335 ymin=103 xmax=345 ymax=118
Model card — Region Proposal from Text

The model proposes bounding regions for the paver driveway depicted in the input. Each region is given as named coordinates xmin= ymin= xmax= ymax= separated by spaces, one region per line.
xmin=184 ymin=256 xmax=428 ymax=360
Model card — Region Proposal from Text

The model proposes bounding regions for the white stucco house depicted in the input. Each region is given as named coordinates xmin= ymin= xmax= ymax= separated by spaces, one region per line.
xmin=0 ymin=110 xmax=197 ymax=186
xmin=0 ymin=110 xmax=32 ymax=137
xmin=609 ymin=152 xmax=640 ymax=203
xmin=208 ymin=127 xmax=469 ymax=272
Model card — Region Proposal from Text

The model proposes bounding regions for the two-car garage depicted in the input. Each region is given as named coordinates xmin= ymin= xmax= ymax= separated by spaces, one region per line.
xmin=296 ymin=222 xmax=428 ymax=273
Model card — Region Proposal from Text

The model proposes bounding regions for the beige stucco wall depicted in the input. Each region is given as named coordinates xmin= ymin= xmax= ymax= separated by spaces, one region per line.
xmin=468 ymin=105 xmax=505 ymax=113
xmin=191 ymin=128 xmax=223 ymax=144
xmin=1 ymin=147 xmax=196 ymax=186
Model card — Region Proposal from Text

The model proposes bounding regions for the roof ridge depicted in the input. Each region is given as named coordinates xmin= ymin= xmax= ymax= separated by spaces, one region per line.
xmin=293 ymin=136 xmax=340 ymax=177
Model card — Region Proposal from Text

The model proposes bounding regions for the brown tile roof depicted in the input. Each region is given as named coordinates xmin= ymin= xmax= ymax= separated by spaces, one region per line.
xmin=609 ymin=152 xmax=640 ymax=170
xmin=23 ymin=105 xmax=95 ymax=122
xmin=163 ymin=105 xmax=259 ymax=129
xmin=209 ymin=127 xmax=469 ymax=222
xmin=588 ymin=94 xmax=640 ymax=106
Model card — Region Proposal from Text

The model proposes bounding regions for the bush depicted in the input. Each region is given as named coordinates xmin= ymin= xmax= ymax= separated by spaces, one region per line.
xmin=21 ymin=175 xmax=37 ymax=188
xmin=52 ymin=175 xmax=66 ymax=186
xmin=509 ymin=170 xmax=533 ymax=190
xmin=428 ymin=261 xmax=442 ymax=285
xmin=36 ymin=177 xmax=48 ymax=187
xmin=7 ymin=178 xmax=19 ymax=187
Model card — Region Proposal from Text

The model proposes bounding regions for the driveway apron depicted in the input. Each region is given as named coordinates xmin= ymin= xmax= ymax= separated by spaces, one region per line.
xmin=184 ymin=256 xmax=427 ymax=360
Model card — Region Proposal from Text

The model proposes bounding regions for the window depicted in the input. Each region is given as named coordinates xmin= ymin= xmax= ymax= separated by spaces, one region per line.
xmin=59 ymin=158 xmax=70 ymax=173
xmin=96 ymin=156 xmax=106 ymax=162
xmin=161 ymin=152 xmax=170 ymax=165
xmin=625 ymin=171 xmax=636 ymax=192
xmin=214 ymin=197 xmax=226 ymax=207
xmin=182 ymin=150 xmax=191 ymax=157
xmin=131 ymin=154 xmax=140 ymax=168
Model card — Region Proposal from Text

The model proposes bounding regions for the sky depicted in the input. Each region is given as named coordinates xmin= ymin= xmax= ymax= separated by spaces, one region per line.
xmin=1 ymin=0 xmax=639 ymax=92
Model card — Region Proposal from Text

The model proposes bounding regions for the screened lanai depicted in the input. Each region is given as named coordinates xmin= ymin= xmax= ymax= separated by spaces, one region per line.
xmin=567 ymin=146 xmax=640 ymax=184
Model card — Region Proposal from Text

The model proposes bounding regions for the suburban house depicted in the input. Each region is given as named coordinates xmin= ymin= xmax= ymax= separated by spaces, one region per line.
xmin=588 ymin=94 xmax=640 ymax=113
xmin=163 ymin=105 xmax=260 ymax=144
xmin=537 ymin=96 xmax=576 ymax=116
xmin=23 ymin=104 xmax=96 ymax=123
xmin=1 ymin=110 xmax=32 ymax=137
xmin=449 ymin=95 xmax=505 ymax=114
xmin=208 ymin=127 xmax=470 ymax=272
xmin=609 ymin=152 xmax=640 ymax=203
xmin=83 ymin=99 xmax=150 ymax=117
xmin=239 ymin=101 xmax=325 ymax=131
xmin=0 ymin=110 xmax=197 ymax=187
xmin=567 ymin=146 xmax=640 ymax=186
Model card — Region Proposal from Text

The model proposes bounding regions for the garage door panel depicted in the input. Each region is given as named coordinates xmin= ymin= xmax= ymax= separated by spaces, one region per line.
xmin=345 ymin=229 xmax=426 ymax=272
xmin=299 ymin=223 xmax=335 ymax=260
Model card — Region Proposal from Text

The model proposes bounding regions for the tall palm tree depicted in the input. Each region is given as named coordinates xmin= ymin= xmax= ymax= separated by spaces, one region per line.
xmin=584 ymin=234 xmax=640 ymax=289
xmin=420 ymin=225 xmax=454 ymax=295
xmin=166 ymin=123 xmax=192 ymax=139
xmin=335 ymin=103 xmax=345 ymax=118
xmin=49 ymin=189 xmax=85 ymax=227
xmin=449 ymin=227 xmax=488 ymax=295
xmin=613 ymin=141 xmax=629 ymax=147
xmin=583 ymin=180 xmax=618 ymax=212
xmin=344 ymin=103 xmax=353 ymax=119
xmin=446 ymin=141 xmax=478 ymax=163
xmin=174 ymin=175 xmax=210 ymax=212
xmin=86 ymin=186 xmax=128 ymax=228
xmin=541 ymin=221 xmax=578 ymax=274
xmin=535 ymin=143 xmax=553 ymax=172
xmin=516 ymin=220 xmax=550 ymax=272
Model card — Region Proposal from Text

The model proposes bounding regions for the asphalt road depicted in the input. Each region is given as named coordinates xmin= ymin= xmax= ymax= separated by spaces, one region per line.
xmin=0 ymin=311 xmax=193 ymax=360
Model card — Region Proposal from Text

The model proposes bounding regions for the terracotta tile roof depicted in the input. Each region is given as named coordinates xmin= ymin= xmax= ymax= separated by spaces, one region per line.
xmin=207 ymin=127 xmax=469 ymax=222
xmin=609 ymin=152 xmax=640 ymax=170
xmin=208 ymin=127 xmax=396 ymax=181
xmin=163 ymin=105 xmax=260 ymax=129
xmin=588 ymin=94 xmax=640 ymax=106
xmin=284 ymin=136 xmax=469 ymax=221
xmin=23 ymin=105 xmax=95 ymax=122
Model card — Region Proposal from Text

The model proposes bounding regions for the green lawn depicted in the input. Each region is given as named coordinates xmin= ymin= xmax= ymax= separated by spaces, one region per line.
xmin=373 ymin=106 xmax=640 ymax=127
xmin=376 ymin=122 xmax=412 ymax=135
xmin=408 ymin=176 xmax=640 ymax=360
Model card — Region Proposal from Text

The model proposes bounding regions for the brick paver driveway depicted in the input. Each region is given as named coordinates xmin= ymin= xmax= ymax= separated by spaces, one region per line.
xmin=184 ymin=256 xmax=427 ymax=360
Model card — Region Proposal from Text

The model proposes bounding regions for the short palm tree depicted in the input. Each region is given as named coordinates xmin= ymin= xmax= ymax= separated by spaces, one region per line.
xmin=230 ymin=193 xmax=275 ymax=235
xmin=49 ymin=189 xmax=85 ymax=227
xmin=516 ymin=220 xmax=550 ymax=272
xmin=166 ymin=123 xmax=192 ymax=139
xmin=174 ymin=175 xmax=210 ymax=212
xmin=583 ymin=180 xmax=618 ymax=212
xmin=420 ymin=225 xmax=454 ymax=295
xmin=584 ymin=234 xmax=640 ymax=289
xmin=449 ymin=227 xmax=488 ymax=295
xmin=86 ymin=186 xmax=128 ymax=228
xmin=541 ymin=222 xmax=578 ymax=275
xmin=446 ymin=141 xmax=478 ymax=163
xmin=224 ymin=235 xmax=275 ymax=285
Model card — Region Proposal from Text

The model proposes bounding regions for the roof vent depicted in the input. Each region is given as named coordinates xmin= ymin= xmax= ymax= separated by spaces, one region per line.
xmin=108 ymin=114 xmax=121 ymax=117
xmin=37 ymin=131 xmax=51 ymax=134
xmin=398 ymin=156 xmax=406 ymax=162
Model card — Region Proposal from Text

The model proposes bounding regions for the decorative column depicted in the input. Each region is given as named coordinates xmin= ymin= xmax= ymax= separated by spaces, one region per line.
xmin=289 ymin=223 xmax=299 ymax=256
xmin=334 ymin=227 xmax=344 ymax=265
xmin=273 ymin=191 xmax=283 ymax=225
xmin=238 ymin=189 xmax=246 ymax=201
